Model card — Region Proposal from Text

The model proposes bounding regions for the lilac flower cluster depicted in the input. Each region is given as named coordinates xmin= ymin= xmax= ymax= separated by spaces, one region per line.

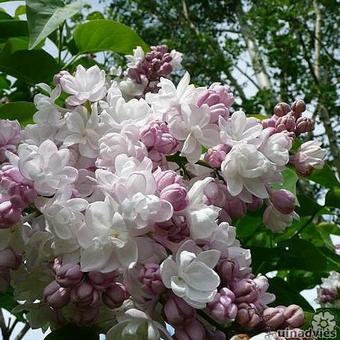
xmin=0 ymin=45 xmax=326 ymax=339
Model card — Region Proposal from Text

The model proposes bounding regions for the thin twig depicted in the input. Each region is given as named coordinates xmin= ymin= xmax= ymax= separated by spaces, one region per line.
xmin=15 ymin=323 xmax=30 ymax=340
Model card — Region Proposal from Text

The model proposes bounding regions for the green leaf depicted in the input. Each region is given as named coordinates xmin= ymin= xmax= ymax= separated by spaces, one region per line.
xmin=0 ymin=37 xmax=59 ymax=83
xmin=325 ymin=187 xmax=340 ymax=209
xmin=0 ymin=20 xmax=28 ymax=39
xmin=235 ymin=215 xmax=262 ymax=238
xmin=273 ymin=167 xmax=298 ymax=196
xmin=0 ymin=101 xmax=36 ymax=125
xmin=0 ymin=288 xmax=25 ymax=321
xmin=0 ymin=11 xmax=12 ymax=20
xmin=287 ymin=270 xmax=324 ymax=292
xmin=308 ymin=163 xmax=339 ymax=189
xmin=296 ymin=194 xmax=324 ymax=216
xmin=317 ymin=222 xmax=340 ymax=236
xmin=268 ymin=277 xmax=314 ymax=312
xmin=15 ymin=5 xmax=26 ymax=18
xmin=44 ymin=324 xmax=99 ymax=340
xmin=0 ymin=73 xmax=10 ymax=89
xmin=26 ymin=0 xmax=83 ymax=49
xmin=251 ymin=239 xmax=330 ymax=273
xmin=87 ymin=11 xmax=104 ymax=20
xmin=74 ymin=19 xmax=149 ymax=55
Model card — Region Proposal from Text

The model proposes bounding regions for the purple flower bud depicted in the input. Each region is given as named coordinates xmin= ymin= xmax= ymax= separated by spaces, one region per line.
xmin=102 ymin=282 xmax=129 ymax=309
xmin=318 ymin=287 xmax=337 ymax=304
xmin=138 ymin=263 xmax=166 ymax=295
xmin=71 ymin=282 xmax=100 ymax=308
xmin=295 ymin=117 xmax=314 ymax=135
xmin=204 ymin=144 xmax=231 ymax=168
xmin=164 ymin=293 xmax=196 ymax=325
xmin=207 ymin=288 xmax=238 ymax=321
xmin=55 ymin=263 xmax=83 ymax=288
xmin=275 ymin=114 xmax=296 ymax=133
xmin=154 ymin=169 xmax=183 ymax=192
xmin=247 ymin=196 xmax=263 ymax=212
xmin=88 ymin=270 xmax=117 ymax=290
xmin=0 ymin=120 xmax=21 ymax=162
xmin=224 ymin=196 xmax=247 ymax=220
xmin=217 ymin=259 xmax=250 ymax=284
xmin=263 ymin=306 xmax=285 ymax=329
xmin=270 ymin=189 xmax=295 ymax=215
xmin=283 ymin=304 xmax=304 ymax=328
xmin=291 ymin=100 xmax=306 ymax=118
xmin=262 ymin=117 xmax=278 ymax=129
xmin=175 ymin=319 xmax=206 ymax=340
xmin=274 ymin=102 xmax=291 ymax=117
xmin=160 ymin=183 xmax=188 ymax=211
xmin=155 ymin=215 xmax=190 ymax=243
xmin=0 ymin=248 xmax=21 ymax=269
xmin=0 ymin=197 xmax=21 ymax=229
xmin=232 ymin=279 xmax=258 ymax=303
xmin=44 ymin=281 xmax=71 ymax=309
xmin=72 ymin=305 xmax=99 ymax=325
xmin=206 ymin=329 xmax=226 ymax=340
xmin=0 ymin=266 xmax=10 ymax=293
xmin=236 ymin=302 xmax=261 ymax=329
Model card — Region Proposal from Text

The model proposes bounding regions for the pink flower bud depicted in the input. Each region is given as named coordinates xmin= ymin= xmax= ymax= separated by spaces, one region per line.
xmin=274 ymin=102 xmax=291 ymax=117
xmin=0 ymin=266 xmax=10 ymax=292
xmin=270 ymin=189 xmax=295 ymax=215
xmin=263 ymin=306 xmax=285 ymax=329
xmin=291 ymin=100 xmax=306 ymax=118
xmin=44 ymin=281 xmax=71 ymax=309
xmin=102 ymin=282 xmax=129 ymax=309
xmin=236 ymin=302 xmax=261 ymax=329
xmin=0 ymin=120 xmax=21 ymax=162
xmin=138 ymin=263 xmax=166 ymax=295
xmin=295 ymin=117 xmax=314 ymax=135
xmin=283 ymin=304 xmax=304 ymax=328
xmin=160 ymin=183 xmax=188 ymax=211
xmin=175 ymin=319 xmax=206 ymax=340
xmin=232 ymin=279 xmax=258 ymax=303
xmin=197 ymin=84 xmax=234 ymax=123
xmin=55 ymin=263 xmax=83 ymax=288
xmin=217 ymin=259 xmax=250 ymax=284
xmin=164 ymin=293 xmax=196 ymax=325
xmin=71 ymin=282 xmax=100 ymax=308
xmin=73 ymin=305 xmax=99 ymax=325
xmin=155 ymin=215 xmax=190 ymax=243
xmin=88 ymin=271 xmax=117 ymax=290
xmin=154 ymin=169 xmax=183 ymax=192
xmin=0 ymin=248 xmax=21 ymax=269
xmin=207 ymin=288 xmax=238 ymax=321
xmin=204 ymin=144 xmax=231 ymax=168
xmin=0 ymin=197 xmax=21 ymax=229
xmin=140 ymin=121 xmax=179 ymax=155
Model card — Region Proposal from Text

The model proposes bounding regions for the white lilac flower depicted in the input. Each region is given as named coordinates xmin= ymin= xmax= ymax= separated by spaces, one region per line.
xmin=59 ymin=65 xmax=107 ymax=106
xmin=77 ymin=196 xmax=137 ymax=273
xmin=259 ymin=131 xmax=292 ymax=166
xmin=160 ymin=240 xmax=220 ymax=308
xmin=56 ymin=106 xmax=101 ymax=158
xmin=263 ymin=203 xmax=299 ymax=233
xmin=168 ymin=103 xmax=220 ymax=163
xmin=107 ymin=308 xmax=172 ymax=340
xmin=96 ymin=126 xmax=147 ymax=171
xmin=221 ymin=143 xmax=274 ymax=199
xmin=17 ymin=140 xmax=78 ymax=196
xmin=219 ymin=110 xmax=263 ymax=146
xmin=100 ymin=85 xmax=153 ymax=131
xmin=185 ymin=178 xmax=220 ymax=240
xmin=33 ymin=84 xmax=63 ymax=127
xmin=146 ymin=72 xmax=199 ymax=115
